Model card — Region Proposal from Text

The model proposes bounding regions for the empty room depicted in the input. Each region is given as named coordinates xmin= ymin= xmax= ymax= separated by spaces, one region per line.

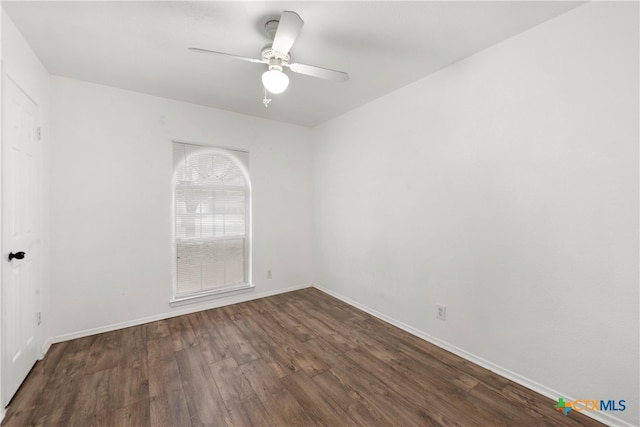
xmin=1 ymin=1 xmax=638 ymax=426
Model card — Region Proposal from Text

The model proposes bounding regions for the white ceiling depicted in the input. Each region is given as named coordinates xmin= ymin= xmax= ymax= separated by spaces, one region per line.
xmin=3 ymin=1 xmax=582 ymax=127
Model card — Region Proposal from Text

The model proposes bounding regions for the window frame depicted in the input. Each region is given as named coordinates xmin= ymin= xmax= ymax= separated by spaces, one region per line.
xmin=170 ymin=140 xmax=253 ymax=306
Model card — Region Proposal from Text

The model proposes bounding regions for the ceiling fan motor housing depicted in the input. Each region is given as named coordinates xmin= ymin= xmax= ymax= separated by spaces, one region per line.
xmin=261 ymin=44 xmax=290 ymax=66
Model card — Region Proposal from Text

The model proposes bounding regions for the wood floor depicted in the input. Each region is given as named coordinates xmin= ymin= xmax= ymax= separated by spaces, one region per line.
xmin=3 ymin=288 xmax=603 ymax=427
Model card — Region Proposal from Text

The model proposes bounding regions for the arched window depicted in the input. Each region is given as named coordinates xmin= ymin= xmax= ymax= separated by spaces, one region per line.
xmin=172 ymin=142 xmax=251 ymax=301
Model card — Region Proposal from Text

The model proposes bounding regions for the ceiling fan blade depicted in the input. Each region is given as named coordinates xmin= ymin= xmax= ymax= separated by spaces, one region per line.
xmin=188 ymin=47 xmax=266 ymax=64
xmin=287 ymin=62 xmax=349 ymax=82
xmin=272 ymin=11 xmax=304 ymax=54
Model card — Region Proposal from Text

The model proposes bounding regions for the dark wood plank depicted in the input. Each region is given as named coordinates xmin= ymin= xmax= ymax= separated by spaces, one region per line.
xmin=218 ymin=321 xmax=261 ymax=365
xmin=71 ymin=368 xmax=113 ymax=420
xmin=318 ymin=347 xmax=442 ymax=426
xmin=174 ymin=346 xmax=227 ymax=426
xmin=311 ymin=370 xmax=388 ymax=427
xmin=394 ymin=348 xmax=480 ymax=393
xmin=267 ymin=306 xmax=317 ymax=342
xmin=64 ymin=334 xmax=97 ymax=355
xmin=109 ymin=399 xmax=150 ymax=427
xmin=247 ymin=308 xmax=293 ymax=346
xmin=219 ymin=301 xmax=253 ymax=321
xmin=345 ymin=347 xmax=487 ymax=426
xmin=146 ymin=336 xmax=175 ymax=367
xmin=260 ymin=389 xmax=318 ymax=427
xmin=147 ymin=336 xmax=182 ymax=404
xmin=188 ymin=310 xmax=229 ymax=364
xmin=238 ymin=358 xmax=285 ymax=399
xmin=167 ymin=315 xmax=197 ymax=352
xmin=145 ymin=320 xmax=170 ymax=340
xmin=301 ymin=298 xmax=404 ymax=363
xmin=232 ymin=314 xmax=291 ymax=378
xmin=118 ymin=324 xmax=148 ymax=370
xmin=148 ymin=354 xmax=182 ymax=398
xmin=226 ymin=395 xmax=277 ymax=427
xmin=84 ymin=329 xmax=122 ymax=374
xmin=283 ymin=300 xmax=356 ymax=353
xmin=147 ymin=335 xmax=183 ymax=399
xmin=240 ymin=358 xmax=315 ymax=426
xmin=209 ymin=357 xmax=255 ymax=407
xmin=253 ymin=310 xmax=330 ymax=376
xmin=27 ymin=349 xmax=89 ymax=425
xmin=66 ymin=406 xmax=113 ymax=427
xmin=109 ymin=365 xmax=149 ymax=410
xmin=281 ymin=371 xmax=355 ymax=427
xmin=149 ymin=389 xmax=191 ymax=427
xmin=1 ymin=362 xmax=48 ymax=426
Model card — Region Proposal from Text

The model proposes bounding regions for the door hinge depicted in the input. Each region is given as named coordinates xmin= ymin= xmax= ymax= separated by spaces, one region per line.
xmin=37 ymin=312 xmax=41 ymax=325
xmin=37 ymin=127 xmax=42 ymax=141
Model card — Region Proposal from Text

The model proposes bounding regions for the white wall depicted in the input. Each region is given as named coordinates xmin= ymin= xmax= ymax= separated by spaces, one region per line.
xmin=312 ymin=3 xmax=638 ymax=426
xmin=49 ymin=77 xmax=314 ymax=339
xmin=0 ymin=8 xmax=51 ymax=417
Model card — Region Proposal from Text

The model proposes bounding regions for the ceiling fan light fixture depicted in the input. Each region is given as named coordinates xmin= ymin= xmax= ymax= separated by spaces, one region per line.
xmin=262 ymin=67 xmax=289 ymax=94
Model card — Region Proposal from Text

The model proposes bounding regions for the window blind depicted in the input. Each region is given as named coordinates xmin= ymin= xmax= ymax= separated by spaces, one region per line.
xmin=173 ymin=142 xmax=250 ymax=297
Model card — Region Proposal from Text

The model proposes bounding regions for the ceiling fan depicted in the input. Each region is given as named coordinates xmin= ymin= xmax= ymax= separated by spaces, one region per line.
xmin=189 ymin=11 xmax=349 ymax=98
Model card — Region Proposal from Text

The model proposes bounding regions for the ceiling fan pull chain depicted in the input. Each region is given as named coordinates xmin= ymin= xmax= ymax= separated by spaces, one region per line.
xmin=262 ymin=87 xmax=272 ymax=108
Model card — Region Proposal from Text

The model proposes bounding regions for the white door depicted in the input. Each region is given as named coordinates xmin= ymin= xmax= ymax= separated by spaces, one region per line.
xmin=2 ymin=76 xmax=41 ymax=406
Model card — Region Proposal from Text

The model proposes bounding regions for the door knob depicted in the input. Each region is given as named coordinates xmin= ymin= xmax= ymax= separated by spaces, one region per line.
xmin=8 ymin=251 xmax=25 ymax=261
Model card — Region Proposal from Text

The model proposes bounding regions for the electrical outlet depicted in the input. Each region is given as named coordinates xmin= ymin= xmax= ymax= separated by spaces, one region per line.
xmin=267 ymin=269 xmax=272 ymax=279
xmin=436 ymin=304 xmax=446 ymax=321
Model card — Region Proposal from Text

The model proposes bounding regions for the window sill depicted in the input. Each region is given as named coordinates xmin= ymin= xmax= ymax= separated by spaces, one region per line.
xmin=169 ymin=283 xmax=255 ymax=307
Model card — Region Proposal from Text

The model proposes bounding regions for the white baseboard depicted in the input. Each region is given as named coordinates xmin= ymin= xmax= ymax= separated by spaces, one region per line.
xmin=312 ymin=285 xmax=633 ymax=427
xmin=49 ymin=283 xmax=312 ymax=345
